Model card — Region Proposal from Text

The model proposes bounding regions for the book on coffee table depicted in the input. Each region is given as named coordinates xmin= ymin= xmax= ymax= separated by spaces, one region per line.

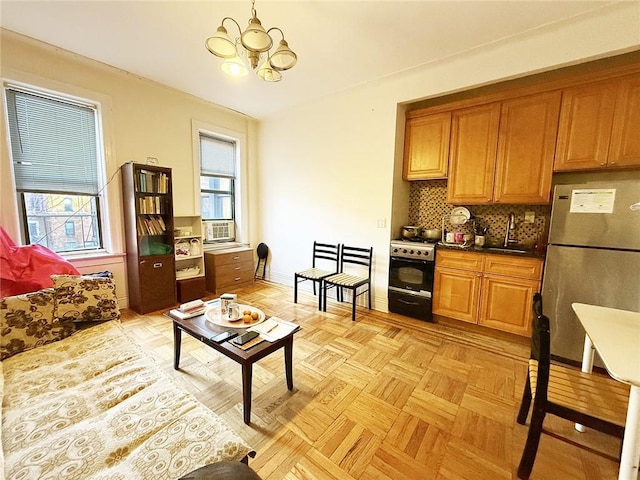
xmin=248 ymin=317 xmax=297 ymax=342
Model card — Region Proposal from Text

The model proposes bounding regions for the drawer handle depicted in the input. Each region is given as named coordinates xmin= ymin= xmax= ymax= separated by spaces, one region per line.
xmin=153 ymin=262 xmax=163 ymax=268
xmin=234 ymin=266 xmax=240 ymax=270
xmin=235 ymin=277 xmax=241 ymax=281
xmin=398 ymin=298 xmax=420 ymax=306
xmin=233 ymin=256 xmax=240 ymax=260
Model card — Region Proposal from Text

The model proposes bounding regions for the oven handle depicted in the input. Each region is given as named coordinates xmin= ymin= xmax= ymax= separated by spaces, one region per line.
xmin=390 ymin=256 xmax=433 ymax=265
xmin=389 ymin=286 xmax=432 ymax=299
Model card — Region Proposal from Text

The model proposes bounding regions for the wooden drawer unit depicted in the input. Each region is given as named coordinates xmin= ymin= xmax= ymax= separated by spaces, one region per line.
xmin=205 ymin=247 xmax=254 ymax=294
xmin=434 ymin=248 xmax=543 ymax=336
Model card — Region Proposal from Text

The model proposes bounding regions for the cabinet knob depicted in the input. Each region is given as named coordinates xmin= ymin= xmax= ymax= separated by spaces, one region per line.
xmin=600 ymin=162 xmax=606 ymax=166
xmin=609 ymin=161 xmax=616 ymax=165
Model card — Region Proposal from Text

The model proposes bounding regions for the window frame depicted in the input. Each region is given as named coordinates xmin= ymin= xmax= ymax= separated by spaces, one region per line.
xmin=191 ymin=119 xmax=248 ymax=245
xmin=199 ymin=133 xmax=237 ymax=223
xmin=5 ymin=85 xmax=105 ymax=254
xmin=1 ymin=76 xmax=122 ymax=258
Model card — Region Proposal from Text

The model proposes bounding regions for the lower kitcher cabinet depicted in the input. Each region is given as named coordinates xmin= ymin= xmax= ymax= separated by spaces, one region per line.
xmin=433 ymin=267 xmax=482 ymax=324
xmin=433 ymin=250 xmax=542 ymax=336
xmin=478 ymin=275 xmax=540 ymax=335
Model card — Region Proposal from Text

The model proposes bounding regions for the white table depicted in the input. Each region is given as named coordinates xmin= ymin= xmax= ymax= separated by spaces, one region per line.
xmin=572 ymin=303 xmax=640 ymax=480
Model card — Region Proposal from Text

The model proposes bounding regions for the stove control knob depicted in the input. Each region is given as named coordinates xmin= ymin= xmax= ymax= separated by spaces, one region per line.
xmin=402 ymin=249 xmax=407 ymax=253
xmin=417 ymin=250 xmax=422 ymax=255
xmin=392 ymin=248 xmax=398 ymax=253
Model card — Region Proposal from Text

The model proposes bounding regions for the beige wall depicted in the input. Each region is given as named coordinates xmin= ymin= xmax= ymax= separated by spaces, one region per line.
xmin=257 ymin=2 xmax=640 ymax=311
xmin=0 ymin=29 xmax=259 ymax=307
xmin=1 ymin=1 xmax=639 ymax=313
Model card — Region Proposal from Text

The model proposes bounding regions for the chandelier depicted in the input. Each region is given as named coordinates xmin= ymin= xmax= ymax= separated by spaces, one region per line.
xmin=205 ymin=0 xmax=297 ymax=82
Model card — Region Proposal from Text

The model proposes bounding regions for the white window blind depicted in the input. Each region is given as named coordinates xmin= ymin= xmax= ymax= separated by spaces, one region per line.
xmin=5 ymin=88 xmax=99 ymax=195
xmin=200 ymin=134 xmax=235 ymax=176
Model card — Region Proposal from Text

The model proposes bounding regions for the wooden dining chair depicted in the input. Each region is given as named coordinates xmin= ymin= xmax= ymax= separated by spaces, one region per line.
xmin=321 ymin=245 xmax=373 ymax=321
xmin=516 ymin=293 xmax=630 ymax=479
xmin=294 ymin=242 xmax=340 ymax=309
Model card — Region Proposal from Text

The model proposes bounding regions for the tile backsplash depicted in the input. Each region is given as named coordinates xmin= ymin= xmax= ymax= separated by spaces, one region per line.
xmin=408 ymin=180 xmax=551 ymax=247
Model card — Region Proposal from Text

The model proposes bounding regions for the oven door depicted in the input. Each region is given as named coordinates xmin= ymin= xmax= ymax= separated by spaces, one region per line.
xmin=389 ymin=256 xmax=433 ymax=295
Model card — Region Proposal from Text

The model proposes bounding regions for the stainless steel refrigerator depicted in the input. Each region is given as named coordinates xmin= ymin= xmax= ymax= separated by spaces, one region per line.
xmin=542 ymin=177 xmax=640 ymax=366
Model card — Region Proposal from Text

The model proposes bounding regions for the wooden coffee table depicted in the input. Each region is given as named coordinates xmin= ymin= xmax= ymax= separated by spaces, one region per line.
xmin=167 ymin=311 xmax=299 ymax=425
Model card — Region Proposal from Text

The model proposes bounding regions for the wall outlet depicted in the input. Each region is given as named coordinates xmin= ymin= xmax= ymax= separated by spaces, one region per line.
xmin=524 ymin=211 xmax=535 ymax=223
xmin=376 ymin=218 xmax=387 ymax=228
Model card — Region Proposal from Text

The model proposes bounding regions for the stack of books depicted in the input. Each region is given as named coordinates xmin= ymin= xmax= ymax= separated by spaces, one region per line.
xmin=169 ymin=300 xmax=205 ymax=320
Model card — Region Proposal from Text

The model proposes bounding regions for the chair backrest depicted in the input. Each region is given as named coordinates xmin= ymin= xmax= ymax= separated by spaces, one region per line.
xmin=531 ymin=293 xmax=543 ymax=361
xmin=312 ymin=242 xmax=340 ymax=270
xmin=530 ymin=293 xmax=551 ymax=402
xmin=340 ymin=245 xmax=373 ymax=278
xmin=256 ymin=242 xmax=269 ymax=260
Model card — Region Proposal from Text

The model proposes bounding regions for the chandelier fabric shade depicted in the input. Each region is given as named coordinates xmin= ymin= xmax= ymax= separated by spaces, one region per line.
xmin=205 ymin=0 xmax=297 ymax=82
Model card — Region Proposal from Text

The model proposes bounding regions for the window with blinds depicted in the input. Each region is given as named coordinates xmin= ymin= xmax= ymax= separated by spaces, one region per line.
xmin=199 ymin=134 xmax=236 ymax=227
xmin=5 ymin=87 xmax=103 ymax=253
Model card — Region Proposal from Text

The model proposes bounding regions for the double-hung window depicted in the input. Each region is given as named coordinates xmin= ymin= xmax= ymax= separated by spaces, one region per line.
xmin=5 ymin=87 xmax=103 ymax=253
xmin=200 ymin=133 xmax=236 ymax=226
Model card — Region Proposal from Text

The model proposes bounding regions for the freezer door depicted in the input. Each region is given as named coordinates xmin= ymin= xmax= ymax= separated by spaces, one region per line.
xmin=542 ymin=245 xmax=640 ymax=365
xmin=549 ymin=182 xmax=640 ymax=250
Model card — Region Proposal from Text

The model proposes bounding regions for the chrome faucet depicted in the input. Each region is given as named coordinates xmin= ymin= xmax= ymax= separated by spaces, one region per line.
xmin=504 ymin=212 xmax=518 ymax=247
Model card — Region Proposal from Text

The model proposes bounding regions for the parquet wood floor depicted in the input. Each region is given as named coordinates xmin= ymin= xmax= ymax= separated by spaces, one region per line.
xmin=120 ymin=281 xmax=624 ymax=480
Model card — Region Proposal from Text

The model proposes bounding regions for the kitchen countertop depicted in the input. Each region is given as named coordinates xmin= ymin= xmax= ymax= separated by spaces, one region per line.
xmin=436 ymin=242 xmax=546 ymax=259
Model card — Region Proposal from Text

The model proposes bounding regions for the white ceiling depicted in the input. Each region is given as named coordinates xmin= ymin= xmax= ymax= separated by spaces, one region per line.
xmin=0 ymin=1 xmax=619 ymax=118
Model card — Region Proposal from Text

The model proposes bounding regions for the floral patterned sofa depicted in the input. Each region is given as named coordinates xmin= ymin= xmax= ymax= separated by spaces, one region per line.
xmin=1 ymin=275 xmax=254 ymax=480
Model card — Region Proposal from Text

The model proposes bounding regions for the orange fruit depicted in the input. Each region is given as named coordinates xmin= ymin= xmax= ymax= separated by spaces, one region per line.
xmin=251 ymin=311 xmax=259 ymax=320
xmin=243 ymin=314 xmax=252 ymax=323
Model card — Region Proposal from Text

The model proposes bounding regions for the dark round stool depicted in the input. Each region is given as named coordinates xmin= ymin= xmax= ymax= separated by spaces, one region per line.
xmin=179 ymin=461 xmax=261 ymax=480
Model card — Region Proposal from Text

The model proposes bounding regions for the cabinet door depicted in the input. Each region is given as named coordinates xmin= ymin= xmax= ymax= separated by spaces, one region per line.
xmin=403 ymin=112 xmax=451 ymax=180
xmin=554 ymin=81 xmax=617 ymax=171
xmin=433 ymin=267 xmax=481 ymax=323
xmin=139 ymin=255 xmax=176 ymax=313
xmin=447 ymin=103 xmax=501 ymax=204
xmin=479 ymin=275 xmax=539 ymax=336
xmin=494 ymin=92 xmax=561 ymax=204
xmin=609 ymin=73 xmax=640 ymax=167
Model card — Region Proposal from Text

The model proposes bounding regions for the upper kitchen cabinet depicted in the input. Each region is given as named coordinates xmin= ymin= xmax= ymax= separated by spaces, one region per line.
xmin=447 ymin=91 xmax=560 ymax=204
xmin=555 ymin=73 xmax=640 ymax=171
xmin=447 ymin=103 xmax=500 ymax=204
xmin=493 ymin=91 xmax=561 ymax=204
xmin=403 ymin=112 xmax=451 ymax=180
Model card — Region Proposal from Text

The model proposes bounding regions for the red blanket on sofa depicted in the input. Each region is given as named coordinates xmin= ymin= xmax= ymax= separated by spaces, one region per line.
xmin=0 ymin=226 xmax=80 ymax=297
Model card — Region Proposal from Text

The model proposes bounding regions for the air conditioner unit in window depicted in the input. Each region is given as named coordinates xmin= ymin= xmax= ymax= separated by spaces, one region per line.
xmin=203 ymin=220 xmax=235 ymax=242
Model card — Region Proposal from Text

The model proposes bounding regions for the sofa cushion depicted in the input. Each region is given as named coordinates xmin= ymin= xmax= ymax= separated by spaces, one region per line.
xmin=52 ymin=274 xmax=119 ymax=322
xmin=0 ymin=288 xmax=75 ymax=360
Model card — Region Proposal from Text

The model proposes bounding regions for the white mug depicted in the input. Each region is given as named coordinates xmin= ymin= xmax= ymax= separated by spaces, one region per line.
xmin=475 ymin=235 xmax=485 ymax=247
xmin=445 ymin=232 xmax=454 ymax=243
xmin=227 ymin=302 xmax=240 ymax=321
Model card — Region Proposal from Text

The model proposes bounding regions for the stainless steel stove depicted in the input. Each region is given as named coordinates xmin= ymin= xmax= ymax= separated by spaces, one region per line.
xmin=388 ymin=240 xmax=436 ymax=321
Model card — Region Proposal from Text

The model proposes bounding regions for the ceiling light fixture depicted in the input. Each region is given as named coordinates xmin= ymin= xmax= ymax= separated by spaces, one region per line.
xmin=205 ymin=0 xmax=297 ymax=82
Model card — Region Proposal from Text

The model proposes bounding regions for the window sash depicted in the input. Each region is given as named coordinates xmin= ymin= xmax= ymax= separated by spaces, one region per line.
xmin=6 ymin=88 xmax=100 ymax=195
